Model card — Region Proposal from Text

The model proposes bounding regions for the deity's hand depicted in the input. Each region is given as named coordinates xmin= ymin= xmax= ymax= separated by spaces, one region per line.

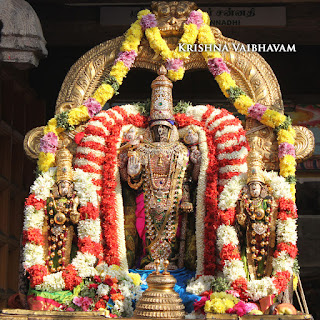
xmin=190 ymin=148 xmax=201 ymax=164
xmin=127 ymin=154 xmax=142 ymax=178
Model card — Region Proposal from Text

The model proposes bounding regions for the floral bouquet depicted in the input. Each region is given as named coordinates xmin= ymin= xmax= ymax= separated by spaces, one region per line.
xmin=27 ymin=264 xmax=142 ymax=317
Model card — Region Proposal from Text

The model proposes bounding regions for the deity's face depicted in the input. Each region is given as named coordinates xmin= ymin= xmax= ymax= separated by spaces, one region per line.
xmin=184 ymin=128 xmax=199 ymax=145
xmin=58 ymin=181 xmax=73 ymax=197
xmin=151 ymin=124 xmax=171 ymax=142
xmin=125 ymin=127 xmax=137 ymax=142
xmin=249 ymin=182 xmax=262 ymax=198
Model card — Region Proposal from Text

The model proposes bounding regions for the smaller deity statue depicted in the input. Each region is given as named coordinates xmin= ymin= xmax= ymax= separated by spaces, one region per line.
xmin=236 ymin=160 xmax=277 ymax=280
xmin=45 ymin=145 xmax=80 ymax=273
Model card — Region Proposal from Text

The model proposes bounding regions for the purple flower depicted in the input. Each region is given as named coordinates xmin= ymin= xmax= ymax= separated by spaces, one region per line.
xmin=140 ymin=14 xmax=157 ymax=30
xmin=207 ymin=58 xmax=230 ymax=77
xmin=248 ymin=103 xmax=267 ymax=121
xmin=115 ymin=50 xmax=137 ymax=69
xmin=39 ymin=132 xmax=58 ymax=153
xmin=84 ymin=98 xmax=102 ymax=118
xmin=165 ymin=58 xmax=184 ymax=71
xmin=186 ymin=10 xmax=204 ymax=29
xmin=278 ymin=142 xmax=296 ymax=159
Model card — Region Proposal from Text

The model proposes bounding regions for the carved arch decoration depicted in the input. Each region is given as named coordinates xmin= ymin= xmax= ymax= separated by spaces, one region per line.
xmin=24 ymin=25 xmax=314 ymax=168
xmin=55 ymin=28 xmax=283 ymax=114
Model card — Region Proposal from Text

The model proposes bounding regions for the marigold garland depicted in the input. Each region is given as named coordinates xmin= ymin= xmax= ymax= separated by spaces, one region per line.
xmin=38 ymin=7 xmax=296 ymax=201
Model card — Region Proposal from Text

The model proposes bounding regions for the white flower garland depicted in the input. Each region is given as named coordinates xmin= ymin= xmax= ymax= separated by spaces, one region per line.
xmin=186 ymin=275 xmax=215 ymax=295
xmin=23 ymin=166 xmax=102 ymax=291
xmin=216 ymin=170 xmax=297 ymax=301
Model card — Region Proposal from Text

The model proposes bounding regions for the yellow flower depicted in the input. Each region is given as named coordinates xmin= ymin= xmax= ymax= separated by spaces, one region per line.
xmin=204 ymin=300 xmax=213 ymax=313
xmin=146 ymin=27 xmax=173 ymax=59
xmin=92 ymin=83 xmax=114 ymax=106
xmin=261 ymin=109 xmax=286 ymax=128
xmin=277 ymin=128 xmax=295 ymax=145
xmin=198 ymin=24 xmax=215 ymax=44
xmin=201 ymin=11 xmax=211 ymax=25
xmin=168 ymin=68 xmax=185 ymax=81
xmin=203 ymin=50 xmax=222 ymax=61
xmin=212 ymin=299 xmax=227 ymax=314
xmin=215 ymin=73 xmax=237 ymax=96
xmin=234 ymin=95 xmax=253 ymax=116
xmin=68 ymin=105 xmax=90 ymax=126
xmin=109 ymin=60 xmax=129 ymax=85
xmin=224 ymin=299 xmax=236 ymax=310
xmin=180 ymin=23 xmax=198 ymax=45
xmin=128 ymin=273 xmax=141 ymax=286
xmin=137 ymin=9 xmax=151 ymax=20
xmin=279 ymin=155 xmax=296 ymax=177
xmin=38 ymin=152 xmax=55 ymax=172
xmin=121 ymin=32 xmax=142 ymax=52
xmin=44 ymin=118 xmax=63 ymax=135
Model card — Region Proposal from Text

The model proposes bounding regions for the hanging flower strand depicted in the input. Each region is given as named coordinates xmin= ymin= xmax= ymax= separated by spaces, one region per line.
xmin=196 ymin=12 xmax=296 ymax=200
xmin=37 ymin=9 xmax=151 ymax=172
xmin=37 ymin=7 xmax=296 ymax=201
xmin=143 ymin=9 xmax=209 ymax=81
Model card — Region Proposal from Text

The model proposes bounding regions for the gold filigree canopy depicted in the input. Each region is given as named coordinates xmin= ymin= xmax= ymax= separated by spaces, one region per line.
xmin=24 ymin=1 xmax=314 ymax=167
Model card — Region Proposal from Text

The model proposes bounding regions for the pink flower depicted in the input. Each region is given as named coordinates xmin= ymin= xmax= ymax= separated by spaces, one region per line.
xmin=166 ymin=58 xmax=184 ymax=71
xmin=186 ymin=10 xmax=204 ymax=29
xmin=226 ymin=289 xmax=240 ymax=298
xmin=140 ymin=14 xmax=157 ymax=30
xmin=66 ymin=307 xmax=75 ymax=311
xmin=207 ymin=58 xmax=230 ymax=77
xmin=278 ymin=142 xmax=296 ymax=159
xmin=227 ymin=300 xmax=247 ymax=317
xmin=228 ymin=301 xmax=259 ymax=317
xmin=245 ymin=302 xmax=259 ymax=313
xmin=248 ymin=103 xmax=267 ymax=121
xmin=39 ymin=132 xmax=58 ymax=153
xmin=73 ymin=296 xmax=82 ymax=307
xmin=72 ymin=296 xmax=93 ymax=311
xmin=115 ymin=50 xmax=137 ymax=69
xmin=84 ymin=98 xmax=102 ymax=118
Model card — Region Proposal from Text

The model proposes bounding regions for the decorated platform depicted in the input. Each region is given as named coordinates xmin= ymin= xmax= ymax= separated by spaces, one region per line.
xmin=0 ymin=309 xmax=314 ymax=320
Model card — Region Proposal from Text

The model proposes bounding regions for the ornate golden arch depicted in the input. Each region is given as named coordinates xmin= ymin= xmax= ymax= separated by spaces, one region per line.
xmin=55 ymin=28 xmax=283 ymax=115
xmin=24 ymin=23 xmax=314 ymax=167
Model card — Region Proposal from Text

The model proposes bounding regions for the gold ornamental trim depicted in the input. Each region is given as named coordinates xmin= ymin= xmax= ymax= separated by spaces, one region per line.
xmin=23 ymin=126 xmax=45 ymax=160
xmin=294 ymin=125 xmax=315 ymax=163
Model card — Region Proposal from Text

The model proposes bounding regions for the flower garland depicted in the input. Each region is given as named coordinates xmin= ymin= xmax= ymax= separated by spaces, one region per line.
xmin=37 ymin=9 xmax=151 ymax=173
xmin=197 ymin=20 xmax=296 ymax=200
xmin=72 ymin=104 xmax=248 ymax=276
xmin=74 ymin=104 xmax=148 ymax=269
xmin=38 ymin=7 xmax=296 ymax=201
xmin=216 ymin=171 xmax=297 ymax=301
xmin=23 ymin=167 xmax=103 ymax=291
xmin=142 ymin=9 xmax=209 ymax=81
